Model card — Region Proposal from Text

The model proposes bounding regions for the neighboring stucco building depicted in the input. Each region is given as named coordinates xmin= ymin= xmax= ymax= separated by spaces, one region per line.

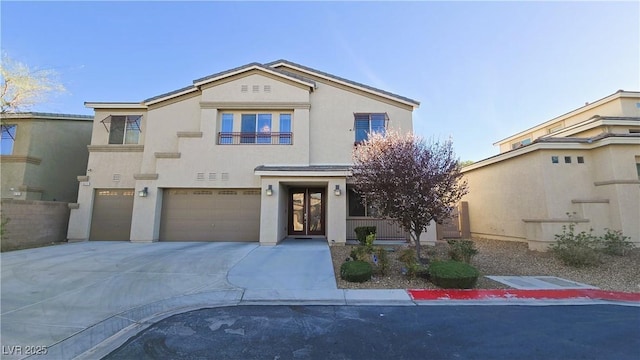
xmin=461 ymin=90 xmax=640 ymax=250
xmin=67 ymin=60 xmax=427 ymax=245
xmin=1 ymin=112 xmax=93 ymax=202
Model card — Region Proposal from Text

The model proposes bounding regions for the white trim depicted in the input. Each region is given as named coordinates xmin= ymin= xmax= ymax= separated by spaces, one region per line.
xmin=463 ymin=136 xmax=640 ymax=172
xmin=255 ymin=170 xmax=351 ymax=177
xmin=493 ymin=91 xmax=640 ymax=145
xmin=269 ymin=61 xmax=420 ymax=108
xmin=144 ymin=88 xmax=199 ymax=106
xmin=85 ymin=102 xmax=147 ymax=109
xmin=192 ymin=64 xmax=315 ymax=88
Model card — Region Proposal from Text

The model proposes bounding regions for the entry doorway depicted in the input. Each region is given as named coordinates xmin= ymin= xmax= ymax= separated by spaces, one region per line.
xmin=289 ymin=188 xmax=325 ymax=236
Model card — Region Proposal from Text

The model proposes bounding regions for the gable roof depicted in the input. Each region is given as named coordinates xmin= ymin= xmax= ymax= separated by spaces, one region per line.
xmin=144 ymin=62 xmax=316 ymax=105
xmin=92 ymin=60 xmax=419 ymax=108
xmin=265 ymin=59 xmax=420 ymax=108
xmin=0 ymin=112 xmax=94 ymax=121
xmin=494 ymin=90 xmax=640 ymax=146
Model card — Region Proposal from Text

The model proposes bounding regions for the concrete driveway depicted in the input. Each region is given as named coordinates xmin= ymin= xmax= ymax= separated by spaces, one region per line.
xmin=0 ymin=239 xmax=338 ymax=359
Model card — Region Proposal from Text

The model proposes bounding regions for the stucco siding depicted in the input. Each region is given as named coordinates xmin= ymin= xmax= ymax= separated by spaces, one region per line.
xmin=307 ymin=80 xmax=414 ymax=165
xmin=463 ymin=151 xmax=545 ymax=241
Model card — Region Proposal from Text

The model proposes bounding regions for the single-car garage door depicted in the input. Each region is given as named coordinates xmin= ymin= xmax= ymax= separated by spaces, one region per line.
xmin=90 ymin=189 xmax=135 ymax=241
xmin=160 ymin=188 xmax=261 ymax=241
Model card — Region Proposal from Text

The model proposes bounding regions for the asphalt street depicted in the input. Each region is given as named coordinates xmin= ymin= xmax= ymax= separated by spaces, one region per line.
xmin=104 ymin=304 xmax=640 ymax=360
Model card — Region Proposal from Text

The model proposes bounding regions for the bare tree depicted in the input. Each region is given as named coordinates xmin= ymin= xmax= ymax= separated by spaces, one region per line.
xmin=351 ymin=130 xmax=468 ymax=261
xmin=1 ymin=54 xmax=65 ymax=114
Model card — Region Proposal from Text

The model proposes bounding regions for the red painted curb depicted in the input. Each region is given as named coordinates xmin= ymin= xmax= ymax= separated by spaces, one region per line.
xmin=407 ymin=289 xmax=640 ymax=302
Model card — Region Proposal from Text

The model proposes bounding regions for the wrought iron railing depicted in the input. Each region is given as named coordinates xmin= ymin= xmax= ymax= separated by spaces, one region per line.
xmin=217 ymin=132 xmax=293 ymax=145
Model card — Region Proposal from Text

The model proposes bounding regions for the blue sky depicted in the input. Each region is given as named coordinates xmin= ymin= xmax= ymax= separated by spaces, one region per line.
xmin=2 ymin=1 xmax=638 ymax=161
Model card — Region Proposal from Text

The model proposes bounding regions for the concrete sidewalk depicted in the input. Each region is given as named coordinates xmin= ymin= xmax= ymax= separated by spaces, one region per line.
xmin=1 ymin=241 xmax=638 ymax=360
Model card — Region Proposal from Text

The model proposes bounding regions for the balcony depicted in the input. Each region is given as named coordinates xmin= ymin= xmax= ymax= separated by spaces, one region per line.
xmin=217 ymin=132 xmax=293 ymax=145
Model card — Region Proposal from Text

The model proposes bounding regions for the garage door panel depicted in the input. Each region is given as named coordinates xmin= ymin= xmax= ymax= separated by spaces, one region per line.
xmin=90 ymin=189 xmax=134 ymax=241
xmin=160 ymin=189 xmax=260 ymax=242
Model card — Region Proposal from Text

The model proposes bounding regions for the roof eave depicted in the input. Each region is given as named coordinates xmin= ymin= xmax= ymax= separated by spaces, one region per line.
xmin=192 ymin=63 xmax=315 ymax=89
xmin=85 ymin=102 xmax=147 ymax=109
xmin=267 ymin=60 xmax=420 ymax=108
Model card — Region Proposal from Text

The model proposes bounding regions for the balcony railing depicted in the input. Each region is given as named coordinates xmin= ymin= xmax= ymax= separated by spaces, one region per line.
xmin=217 ymin=132 xmax=293 ymax=145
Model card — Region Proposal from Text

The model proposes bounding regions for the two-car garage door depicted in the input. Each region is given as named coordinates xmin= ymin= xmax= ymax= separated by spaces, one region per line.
xmin=159 ymin=188 xmax=261 ymax=242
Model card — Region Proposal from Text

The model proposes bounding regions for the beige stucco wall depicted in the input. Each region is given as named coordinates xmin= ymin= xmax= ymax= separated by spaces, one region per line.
xmin=497 ymin=94 xmax=640 ymax=153
xmin=68 ymin=68 xmax=417 ymax=243
xmin=462 ymin=141 xmax=640 ymax=250
xmin=1 ymin=116 xmax=92 ymax=202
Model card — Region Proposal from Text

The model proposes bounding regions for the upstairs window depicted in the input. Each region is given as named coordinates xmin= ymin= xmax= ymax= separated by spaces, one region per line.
xmin=279 ymin=114 xmax=292 ymax=144
xmin=1 ymin=124 xmax=17 ymax=155
xmin=104 ymin=115 xmax=142 ymax=144
xmin=354 ymin=113 xmax=387 ymax=143
xmin=220 ymin=113 xmax=234 ymax=144
xmin=218 ymin=112 xmax=292 ymax=145
xmin=241 ymin=114 xmax=272 ymax=144
xmin=511 ymin=138 xmax=531 ymax=150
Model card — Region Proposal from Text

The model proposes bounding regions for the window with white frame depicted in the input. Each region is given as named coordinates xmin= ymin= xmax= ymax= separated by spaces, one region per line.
xmin=354 ymin=113 xmax=387 ymax=144
xmin=107 ymin=115 xmax=141 ymax=144
xmin=1 ymin=124 xmax=16 ymax=155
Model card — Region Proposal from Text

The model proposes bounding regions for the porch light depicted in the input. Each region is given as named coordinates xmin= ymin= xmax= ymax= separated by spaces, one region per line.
xmin=266 ymin=185 xmax=273 ymax=196
xmin=138 ymin=187 xmax=148 ymax=197
xmin=334 ymin=185 xmax=342 ymax=196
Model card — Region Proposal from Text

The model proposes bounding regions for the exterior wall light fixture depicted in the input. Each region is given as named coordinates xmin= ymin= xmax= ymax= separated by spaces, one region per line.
xmin=334 ymin=185 xmax=342 ymax=196
xmin=266 ymin=185 xmax=273 ymax=196
xmin=138 ymin=187 xmax=148 ymax=197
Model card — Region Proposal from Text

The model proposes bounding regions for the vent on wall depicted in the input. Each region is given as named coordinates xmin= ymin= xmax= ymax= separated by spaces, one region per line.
xmin=209 ymin=172 xmax=217 ymax=181
xmin=241 ymin=85 xmax=248 ymax=93
xmin=196 ymin=172 xmax=205 ymax=181
xmin=221 ymin=173 xmax=229 ymax=181
xmin=113 ymin=174 xmax=121 ymax=182
xmin=252 ymin=85 xmax=260 ymax=93
xmin=264 ymin=85 xmax=271 ymax=93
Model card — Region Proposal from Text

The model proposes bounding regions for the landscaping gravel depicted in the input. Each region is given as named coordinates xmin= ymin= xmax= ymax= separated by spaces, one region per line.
xmin=330 ymin=238 xmax=640 ymax=293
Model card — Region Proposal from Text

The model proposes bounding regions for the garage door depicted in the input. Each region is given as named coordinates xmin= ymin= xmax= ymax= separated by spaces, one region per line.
xmin=89 ymin=189 xmax=134 ymax=241
xmin=160 ymin=188 xmax=261 ymax=241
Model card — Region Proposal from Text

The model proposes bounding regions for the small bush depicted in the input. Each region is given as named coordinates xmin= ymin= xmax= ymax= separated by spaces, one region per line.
xmin=447 ymin=239 xmax=478 ymax=263
xmin=428 ymin=260 xmax=479 ymax=289
xmin=350 ymin=246 xmax=370 ymax=262
xmin=398 ymin=248 xmax=429 ymax=279
xmin=601 ymin=228 xmax=634 ymax=256
xmin=340 ymin=260 xmax=372 ymax=283
xmin=550 ymin=224 xmax=602 ymax=267
xmin=398 ymin=248 xmax=417 ymax=266
xmin=372 ymin=247 xmax=390 ymax=276
xmin=354 ymin=226 xmax=376 ymax=246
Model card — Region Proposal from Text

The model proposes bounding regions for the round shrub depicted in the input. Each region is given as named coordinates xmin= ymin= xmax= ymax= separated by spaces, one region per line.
xmin=340 ymin=260 xmax=372 ymax=283
xmin=428 ymin=260 xmax=479 ymax=289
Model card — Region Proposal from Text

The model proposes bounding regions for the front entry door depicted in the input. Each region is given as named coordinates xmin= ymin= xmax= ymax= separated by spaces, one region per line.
xmin=289 ymin=188 xmax=325 ymax=236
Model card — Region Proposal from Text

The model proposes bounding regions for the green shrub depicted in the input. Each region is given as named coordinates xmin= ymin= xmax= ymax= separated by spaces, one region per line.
xmin=447 ymin=239 xmax=478 ymax=263
xmin=428 ymin=260 xmax=479 ymax=289
xmin=550 ymin=224 xmax=602 ymax=267
xmin=601 ymin=228 xmax=634 ymax=256
xmin=340 ymin=260 xmax=372 ymax=283
xmin=398 ymin=248 xmax=428 ymax=279
xmin=354 ymin=226 xmax=376 ymax=246
xmin=372 ymin=247 xmax=390 ymax=276
xmin=350 ymin=245 xmax=371 ymax=262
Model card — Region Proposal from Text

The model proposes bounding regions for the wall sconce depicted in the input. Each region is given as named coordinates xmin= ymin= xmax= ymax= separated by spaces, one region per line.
xmin=138 ymin=187 xmax=148 ymax=197
xmin=334 ymin=184 xmax=342 ymax=196
xmin=266 ymin=185 xmax=273 ymax=196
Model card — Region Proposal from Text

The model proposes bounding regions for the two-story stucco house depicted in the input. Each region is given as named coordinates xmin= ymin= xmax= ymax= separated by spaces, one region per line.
xmin=461 ymin=90 xmax=640 ymax=250
xmin=67 ymin=60 xmax=421 ymax=245
xmin=1 ymin=112 xmax=93 ymax=202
